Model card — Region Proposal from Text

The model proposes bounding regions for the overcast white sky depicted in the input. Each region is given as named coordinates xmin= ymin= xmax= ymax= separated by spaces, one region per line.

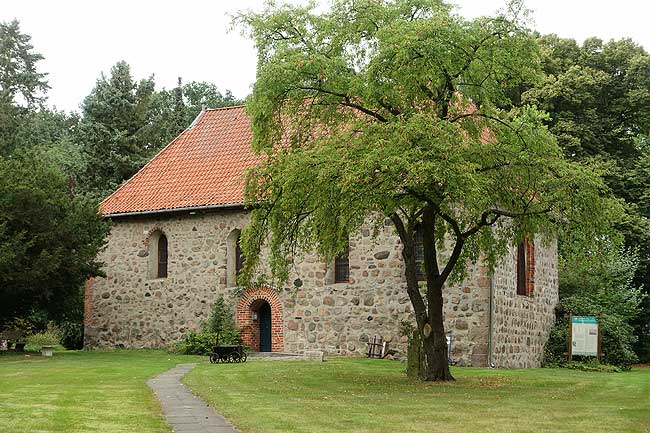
xmin=2 ymin=0 xmax=648 ymax=112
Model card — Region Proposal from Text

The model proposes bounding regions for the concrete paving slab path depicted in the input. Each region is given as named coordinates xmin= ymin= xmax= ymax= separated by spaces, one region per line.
xmin=147 ymin=363 xmax=241 ymax=433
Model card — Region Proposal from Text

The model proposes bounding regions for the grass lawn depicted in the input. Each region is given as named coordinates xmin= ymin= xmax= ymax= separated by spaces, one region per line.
xmin=0 ymin=350 xmax=202 ymax=433
xmin=2 ymin=351 xmax=648 ymax=433
xmin=184 ymin=357 xmax=650 ymax=433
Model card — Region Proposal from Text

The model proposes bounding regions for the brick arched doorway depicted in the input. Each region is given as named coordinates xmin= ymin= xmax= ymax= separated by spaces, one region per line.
xmin=237 ymin=286 xmax=284 ymax=352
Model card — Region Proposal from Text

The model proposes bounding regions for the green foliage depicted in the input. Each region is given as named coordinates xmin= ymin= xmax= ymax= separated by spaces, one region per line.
xmin=76 ymin=61 xmax=157 ymax=198
xmin=204 ymin=295 xmax=241 ymax=343
xmin=523 ymin=34 xmax=650 ymax=360
xmin=2 ymin=317 xmax=36 ymax=342
xmin=236 ymin=0 xmax=619 ymax=380
xmin=76 ymin=62 xmax=242 ymax=198
xmin=237 ymin=0 xmax=617 ymax=284
xmin=53 ymin=288 xmax=86 ymax=350
xmin=27 ymin=322 xmax=62 ymax=347
xmin=59 ymin=320 xmax=84 ymax=350
xmin=544 ymin=240 xmax=643 ymax=368
xmin=543 ymin=355 xmax=624 ymax=373
xmin=0 ymin=20 xmax=47 ymax=105
xmin=0 ymin=151 xmax=109 ymax=324
xmin=174 ymin=331 xmax=218 ymax=356
xmin=524 ymin=36 xmax=650 ymax=161
xmin=174 ymin=296 xmax=241 ymax=355
xmin=0 ymin=20 xmax=49 ymax=156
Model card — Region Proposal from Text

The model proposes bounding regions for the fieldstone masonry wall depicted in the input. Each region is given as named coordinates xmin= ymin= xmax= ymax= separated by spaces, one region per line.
xmin=84 ymin=209 xmax=557 ymax=367
xmin=491 ymin=237 xmax=559 ymax=367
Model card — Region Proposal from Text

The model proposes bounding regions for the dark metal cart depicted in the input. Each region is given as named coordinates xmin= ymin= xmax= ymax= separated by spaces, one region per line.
xmin=209 ymin=344 xmax=247 ymax=363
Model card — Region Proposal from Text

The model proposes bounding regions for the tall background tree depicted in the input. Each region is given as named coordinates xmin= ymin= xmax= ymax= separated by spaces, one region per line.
xmin=78 ymin=62 xmax=242 ymax=198
xmin=149 ymin=78 xmax=242 ymax=146
xmin=0 ymin=20 xmax=107 ymax=348
xmin=237 ymin=0 xmax=618 ymax=381
xmin=523 ymin=35 xmax=650 ymax=361
xmin=76 ymin=61 xmax=158 ymax=198
xmin=0 ymin=151 xmax=108 ymax=326
xmin=0 ymin=20 xmax=49 ymax=156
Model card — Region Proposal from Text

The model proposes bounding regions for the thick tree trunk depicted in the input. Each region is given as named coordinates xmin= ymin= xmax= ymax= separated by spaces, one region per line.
xmin=391 ymin=210 xmax=454 ymax=381
xmin=422 ymin=207 xmax=454 ymax=381
xmin=421 ymin=281 xmax=454 ymax=381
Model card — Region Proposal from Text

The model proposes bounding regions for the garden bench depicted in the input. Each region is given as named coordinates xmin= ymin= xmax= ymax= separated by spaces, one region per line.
xmin=0 ymin=330 xmax=26 ymax=352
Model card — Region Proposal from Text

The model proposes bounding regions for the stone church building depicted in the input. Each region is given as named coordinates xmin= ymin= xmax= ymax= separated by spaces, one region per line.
xmin=83 ymin=105 xmax=559 ymax=368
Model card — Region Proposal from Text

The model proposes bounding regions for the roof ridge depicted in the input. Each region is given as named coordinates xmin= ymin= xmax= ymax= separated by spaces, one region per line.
xmin=99 ymin=110 xmax=208 ymax=210
xmin=204 ymin=104 xmax=246 ymax=112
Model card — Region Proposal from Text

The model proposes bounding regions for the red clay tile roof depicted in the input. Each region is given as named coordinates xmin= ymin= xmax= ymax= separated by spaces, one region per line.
xmin=100 ymin=105 xmax=261 ymax=216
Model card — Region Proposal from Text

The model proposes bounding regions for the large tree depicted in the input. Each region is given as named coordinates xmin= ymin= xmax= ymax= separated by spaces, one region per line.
xmin=76 ymin=61 xmax=158 ymax=197
xmin=0 ymin=151 xmax=108 ymax=326
xmin=77 ymin=62 xmax=243 ymax=198
xmin=523 ymin=35 xmax=650 ymax=361
xmin=237 ymin=0 xmax=617 ymax=380
xmin=0 ymin=20 xmax=49 ymax=156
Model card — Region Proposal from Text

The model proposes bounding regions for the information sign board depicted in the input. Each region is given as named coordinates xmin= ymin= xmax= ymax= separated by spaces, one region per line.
xmin=571 ymin=316 xmax=599 ymax=357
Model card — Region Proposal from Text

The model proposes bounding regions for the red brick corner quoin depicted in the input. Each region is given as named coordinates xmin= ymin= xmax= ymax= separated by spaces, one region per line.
xmin=236 ymin=286 xmax=284 ymax=352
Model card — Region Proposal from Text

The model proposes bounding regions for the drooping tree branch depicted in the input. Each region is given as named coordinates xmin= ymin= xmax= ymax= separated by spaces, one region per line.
xmin=298 ymin=86 xmax=388 ymax=122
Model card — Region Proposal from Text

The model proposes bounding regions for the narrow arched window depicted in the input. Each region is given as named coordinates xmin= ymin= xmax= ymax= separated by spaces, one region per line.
xmin=235 ymin=235 xmax=245 ymax=276
xmin=334 ymin=244 xmax=350 ymax=283
xmin=227 ymin=229 xmax=242 ymax=287
xmin=516 ymin=238 xmax=534 ymax=296
xmin=157 ymin=234 xmax=168 ymax=278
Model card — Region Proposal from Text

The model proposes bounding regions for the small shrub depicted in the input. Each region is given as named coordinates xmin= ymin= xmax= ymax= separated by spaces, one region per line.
xmin=27 ymin=322 xmax=62 ymax=347
xmin=175 ymin=331 xmax=217 ymax=355
xmin=59 ymin=320 xmax=84 ymax=349
xmin=204 ymin=296 xmax=242 ymax=344
xmin=174 ymin=296 xmax=241 ymax=355
xmin=549 ymin=241 xmax=644 ymax=369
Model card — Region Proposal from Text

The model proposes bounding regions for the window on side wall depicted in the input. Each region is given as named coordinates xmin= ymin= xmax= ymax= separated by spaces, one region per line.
xmin=516 ymin=238 xmax=534 ymax=296
xmin=235 ymin=235 xmax=245 ymax=276
xmin=147 ymin=230 xmax=168 ymax=280
xmin=227 ymin=229 xmax=244 ymax=287
xmin=157 ymin=234 xmax=168 ymax=278
xmin=334 ymin=244 xmax=350 ymax=283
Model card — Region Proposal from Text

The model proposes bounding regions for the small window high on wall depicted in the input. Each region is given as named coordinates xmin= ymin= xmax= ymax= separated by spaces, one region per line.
xmin=157 ymin=234 xmax=168 ymax=278
xmin=334 ymin=245 xmax=350 ymax=283
xmin=235 ymin=236 xmax=245 ymax=276
xmin=227 ymin=229 xmax=243 ymax=287
xmin=516 ymin=238 xmax=535 ymax=296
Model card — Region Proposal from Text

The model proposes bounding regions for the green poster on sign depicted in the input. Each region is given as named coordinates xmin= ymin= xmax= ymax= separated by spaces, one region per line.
xmin=570 ymin=316 xmax=599 ymax=357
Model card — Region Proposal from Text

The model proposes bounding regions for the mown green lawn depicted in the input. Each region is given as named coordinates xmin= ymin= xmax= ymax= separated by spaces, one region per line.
xmin=0 ymin=350 xmax=202 ymax=433
xmin=184 ymin=358 xmax=650 ymax=433
xmin=1 ymin=351 xmax=648 ymax=433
